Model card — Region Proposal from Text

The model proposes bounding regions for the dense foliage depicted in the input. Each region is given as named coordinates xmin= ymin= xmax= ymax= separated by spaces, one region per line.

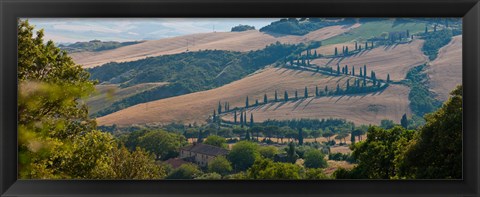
xmin=405 ymin=64 xmax=442 ymax=117
xmin=18 ymin=20 xmax=164 ymax=179
xmin=421 ymin=29 xmax=460 ymax=60
xmin=59 ymin=40 xmax=142 ymax=53
xmin=335 ymin=86 xmax=462 ymax=179
xmin=260 ymin=18 xmax=356 ymax=35
xmin=231 ymin=24 xmax=255 ymax=32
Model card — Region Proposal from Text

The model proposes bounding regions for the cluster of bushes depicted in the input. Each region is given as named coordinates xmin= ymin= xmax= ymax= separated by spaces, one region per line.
xmin=231 ymin=24 xmax=255 ymax=32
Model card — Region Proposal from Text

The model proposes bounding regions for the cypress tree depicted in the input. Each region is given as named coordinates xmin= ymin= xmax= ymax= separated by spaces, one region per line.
xmin=355 ymin=41 xmax=358 ymax=50
xmin=352 ymin=66 xmax=355 ymax=76
xmin=245 ymin=96 xmax=249 ymax=108
xmin=365 ymin=42 xmax=368 ymax=49
xmin=295 ymin=90 xmax=298 ymax=100
xmin=298 ymin=128 xmax=304 ymax=145
xmin=336 ymin=84 xmax=340 ymax=94
xmin=218 ymin=101 xmax=222 ymax=114
xmin=213 ymin=109 xmax=216 ymax=118
xmin=324 ymin=86 xmax=329 ymax=95
xmin=345 ymin=46 xmax=349 ymax=55
xmin=315 ymin=85 xmax=319 ymax=97
xmin=250 ymin=113 xmax=254 ymax=128
xmin=244 ymin=111 xmax=247 ymax=126
xmin=245 ymin=130 xmax=251 ymax=140
xmin=337 ymin=64 xmax=341 ymax=75
xmin=234 ymin=111 xmax=237 ymax=124
xmin=387 ymin=73 xmax=391 ymax=83
xmin=406 ymin=29 xmax=410 ymax=38
xmin=314 ymin=50 xmax=317 ymax=57
xmin=304 ymin=86 xmax=308 ymax=98
xmin=351 ymin=132 xmax=356 ymax=144
xmin=342 ymin=67 xmax=345 ymax=74
xmin=275 ymin=90 xmax=278 ymax=102
xmin=363 ymin=65 xmax=367 ymax=77
xmin=240 ymin=111 xmax=244 ymax=128
xmin=346 ymin=79 xmax=350 ymax=90
xmin=360 ymin=68 xmax=363 ymax=77
xmin=359 ymin=45 xmax=362 ymax=50
xmin=284 ymin=90 xmax=289 ymax=101
xmin=255 ymin=99 xmax=259 ymax=106
xmin=264 ymin=94 xmax=268 ymax=103
xmin=334 ymin=47 xmax=338 ymax=56
xmin=345 ymin=65 xmax=348 ymax=74
xmin=401 ymin=113 xmax=408 ymax=128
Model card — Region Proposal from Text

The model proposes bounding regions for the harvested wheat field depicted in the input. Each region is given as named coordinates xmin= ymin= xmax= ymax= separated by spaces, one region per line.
xmin=311 ymin=39 xmax=428 ymax=81
xmin=324 ymin=160 xmax=356 ymax=176
xmin=87 ymin=83 xmax=168 ymax=114
xmin=221 ymin=84 xmax=411 ymax=126
xmin=71 ymin=24 xmax=360 ymax=68
xmin=96 ymin=67 xmax=357 ymax=126
xmin=311 ymin=42 xmax=358 ymax=56
xmin=426 ymin=35 xmax=462 ymax=101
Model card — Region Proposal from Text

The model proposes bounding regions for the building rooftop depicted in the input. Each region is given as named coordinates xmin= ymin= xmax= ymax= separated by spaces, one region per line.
xmin=181 ymin=143 xmax=229 ymax=156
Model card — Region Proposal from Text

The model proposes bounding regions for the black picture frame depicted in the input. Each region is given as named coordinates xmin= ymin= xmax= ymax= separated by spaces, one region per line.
xmin=1 ymin=0 xmax=479 ymax=196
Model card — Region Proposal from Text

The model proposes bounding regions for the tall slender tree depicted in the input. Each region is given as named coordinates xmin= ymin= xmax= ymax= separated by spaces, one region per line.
xmin=352 ymin=66 xmax=355 ymax=76
xmin=355 ymin=41 xmax=358 ymax=50
xmin=334 ymin=47 xmax=338 ymax=56
xmin=284 ymin=90 xmax=289 ymax=101
xmin=234 ymin=111 xmax=237 ymax=124
xmin=363 ymin=65 xmax=367 ymax=77
xmin=245 ymin=96 xmax=249 ymax=108
xmin=295 ymin=90 xmax=298 ymax=100
xmin=304 ymin=86 xmax=308 ymax=98
xmin=387 ymin=73 xmax=391 ymax=83
xmin=401 ymin=113 xmax=408 ymax=128
xmin=250 ymin=113 xmax=254 ymax=128
xmin=264 ymin=94 xmax=268 ymax=104
xmin=325 ymin=86 xmax=329 ymax=95
xmin=218 ymin=101 xmax=222 ymax=114
xmin=240 ymin=111 xmax=244 ymax=128
xmin=275 ymin=90 xmax=278 ymax=102
xmin=315 ymin=86 xmax=319 ymax=97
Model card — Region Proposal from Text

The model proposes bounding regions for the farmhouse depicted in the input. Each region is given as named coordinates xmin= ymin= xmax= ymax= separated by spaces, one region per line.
xmin=179 ymin=143 xmax=229 ymax=167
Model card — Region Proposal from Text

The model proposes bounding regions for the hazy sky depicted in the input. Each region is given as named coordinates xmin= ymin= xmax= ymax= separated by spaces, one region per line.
xmin=26 ymin=18 xmax=279 ymax=44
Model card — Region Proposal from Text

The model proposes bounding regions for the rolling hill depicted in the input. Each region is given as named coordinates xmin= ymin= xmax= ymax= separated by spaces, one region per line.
xmin=311 ymin=39 xmax=428 ymax=81
xmin=96 ymin=67 xmax=408 ymax=126
xmin=70 ymin=24 xmax=360 ymax=68
xmin=426 ymin=35 xmax=462 ymax=101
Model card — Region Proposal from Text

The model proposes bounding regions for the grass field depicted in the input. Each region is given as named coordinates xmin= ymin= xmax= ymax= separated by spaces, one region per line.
xmin=322 ymin=19 xmax=427 ymax=45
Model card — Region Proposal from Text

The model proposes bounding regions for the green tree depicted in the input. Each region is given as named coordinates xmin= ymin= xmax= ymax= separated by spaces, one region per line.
xmin=400 ymin=114 xmax=408 ymax=129
xmin=166 ymin=163 xmax=202 ymax=179
xmin=284 ymin=90 xmax=289 ymax=101
xmin=258 ymin=146 xmax=278 ymax=159
xmin=334 ymin=47 xmax=338 ymax=56
xmin=96 ymin=146 xmax=166 ymax=179
xmin=298 ymin=128 xmax=304 ymax=145
xmin=218 ymin=101 xmax=222 ymax=114
xmin=245 ymin=96 xmax=249 ymax=108
xmin=311 ymin=129 xmax=322 ymax=142
xmin=227 ymin=141 xmax=260 ymax=171
xmin=247 ymin=158 xmax=304 ymax=179
xmin=208 ymin=156 xmax=233 ymax=176
xmin=315 ymin=86 xmax=319 ymax=97
xmin=398 ymin=86 xmax=462 ymax=179
xmin=322 ymin=130 xmax=334 ymax=141
xmin=286 ymin=142 xmax=299 ymax=163
xmin=138 ymin=130 xmax=186 ymax=160
xmin=264 ymin=94 xmax=268 ymax=103
xmin=204 ymin=135 xmax=227 ymax=148
xmin=387 ymin=73 xmax=391 ymax=83
xmin=304 ymin=149 xmax=328 ymax=169
xmin=304 ymin=86 xmax=308 ymax=98
xmin=295 ymin=90 xmax=298 ymax=99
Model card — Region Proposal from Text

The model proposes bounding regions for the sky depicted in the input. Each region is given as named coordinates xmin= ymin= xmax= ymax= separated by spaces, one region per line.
xmin=25 ymin=18 xmax=279 ymax=44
